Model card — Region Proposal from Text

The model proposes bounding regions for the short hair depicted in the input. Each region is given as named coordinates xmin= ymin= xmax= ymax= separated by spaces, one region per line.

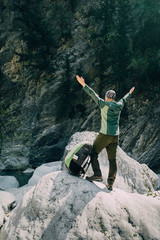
xmin=105 ymin=90 xmax=116 ymax=100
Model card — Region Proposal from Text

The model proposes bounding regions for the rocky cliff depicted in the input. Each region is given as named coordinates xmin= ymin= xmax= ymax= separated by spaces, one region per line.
xmin=0 ymin=0 xmax=160 ymax=173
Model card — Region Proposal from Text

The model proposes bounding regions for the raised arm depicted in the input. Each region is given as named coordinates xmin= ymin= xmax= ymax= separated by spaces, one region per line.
xmin=118 ymin=86 xmax=135 ymax=108
xmin=76 ymin=75 xmax=105 ymax=108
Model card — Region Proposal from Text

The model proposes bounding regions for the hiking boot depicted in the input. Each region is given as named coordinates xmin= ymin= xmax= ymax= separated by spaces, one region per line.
xmin=106 ymin=184 xmax=113 ymax=191
xmin=86 ymin=175 xmax=103 ymax=182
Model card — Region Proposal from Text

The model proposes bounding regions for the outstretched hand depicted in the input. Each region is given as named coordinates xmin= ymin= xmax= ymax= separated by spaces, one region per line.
xmin=129 ymin=87 xmax=135 ymax=94
xmin=76 ymin=75 xmax=86 ymax=87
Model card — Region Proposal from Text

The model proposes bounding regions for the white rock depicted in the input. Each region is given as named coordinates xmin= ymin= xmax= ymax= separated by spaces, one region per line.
xmin=0 ymin=205 xmax=6 ymax=228
xmin=1 ymin=171 xmax=160 ymax=240
xmin=0 ymin=176 xmax=19 ymax=191
xmin=63 ymin=131 xmax=158 ymax=194
xmin=23 ymin=168 xmax=34 ymax=174
xmin=28 ymin=161 xmax=62 ymax=186
xmin=0 ymin=191 xmax=16 ymax=213
xmin=7 ymin=185 xmax=33 ymax=204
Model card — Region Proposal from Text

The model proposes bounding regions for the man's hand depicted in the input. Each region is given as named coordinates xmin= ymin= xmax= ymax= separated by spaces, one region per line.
xmin=129 ymin=87 xmax=135 ymax=94
xmin=76 ymin=75 xmax=86 ymax=87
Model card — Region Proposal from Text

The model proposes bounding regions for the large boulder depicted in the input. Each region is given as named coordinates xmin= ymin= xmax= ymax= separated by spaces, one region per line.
xmin=1 ymin=171 xmax=160 ymax=240
xmin=0 ymin=191 xmax=16 ymax=213
xmin=63 ymin=131 xmax=159 ymax=194
xmin=5 ymin=161 xmax=62 ymax=206
xmin=7 ymin=185 xmax=33 ymax=204
xmin=0 ymin=176 xmax=19 ymax=191
xmin=0 ymin=205 xmax=6 ymax=228
xmin=0 ymin=191 xmax=16 ymax=228
xmin=28 ymin=161 xmax=62 ymax=186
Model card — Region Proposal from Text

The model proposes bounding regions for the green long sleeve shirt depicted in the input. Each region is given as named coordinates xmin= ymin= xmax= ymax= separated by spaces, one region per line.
xmin=83 ymin=84 xmax=131 ymax=136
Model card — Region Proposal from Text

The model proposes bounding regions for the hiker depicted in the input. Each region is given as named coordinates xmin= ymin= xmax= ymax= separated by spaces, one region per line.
xmin=76 ymin=75 xmax=135 ymax=190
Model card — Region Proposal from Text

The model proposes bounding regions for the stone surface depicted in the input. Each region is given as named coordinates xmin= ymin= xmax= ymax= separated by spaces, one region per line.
xmin=0 ymin=155 xmax=29 ymax=171
xmin=0 ymin=176 xmax=19 ymax=191
xmin=1 ymin=171 xmax=160 ymax=240
xmin=0 ymin=190 xmax=16 ymax=214
xmin=0 ymin=145 xmax=29 ymax=171
xmin=23 ymin=168 xmax=34 ymax=174
xmin=63 ymin=131 xmax=159 ymax=194
xmin=0 ymin=191 xmax=16 ymax=230
xmin=0 ymin=205 xmax=6 ymax=228
xmin=120 ymin=98 xmax=160 ymax=173
xmin=29 ymin=120 xmax=78 ymax=168
xmin=8 ymin=185 xmax=33 ymax=204
xmin=28 ymin=161 xmax=62 ymax=186
xmin=138 ymin=138 xmax=160 ymax=173
xmin=0 ymin=0 xmax=159 ymax=175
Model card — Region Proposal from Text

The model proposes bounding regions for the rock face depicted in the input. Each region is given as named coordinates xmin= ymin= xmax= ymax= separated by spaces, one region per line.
xmin=0 ymin=205 xmax=6 ymax=228
xmin=0 ymin=191 xmax=16 ymax=228
xmin=120 ymin=98 xmax=160 ymax=174
xmin=6 ymin=161 xmax=63 ymax=205
xmin=0 ymin=0 xmax=160 ymax=174
xmin=29 ymin=122 xmax=76 ymax=168
xmin=1 ymin=171 xmax=160 ymax=240
xmin=28 ymin=161 xmax=62 ymax=186
xmin=63 ymin=131 xmax=159 ymax=194
xmin=7 ymin=185 xmax=33 ymax=206
xmin=0 ymin=145 xmax=29 ymax=170
xmin=0 ymin=176 xmax=19 ymax=190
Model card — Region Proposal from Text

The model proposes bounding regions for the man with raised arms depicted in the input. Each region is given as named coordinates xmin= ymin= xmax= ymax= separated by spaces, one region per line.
xmin=76 ymin=75 xmax=135 ymax=190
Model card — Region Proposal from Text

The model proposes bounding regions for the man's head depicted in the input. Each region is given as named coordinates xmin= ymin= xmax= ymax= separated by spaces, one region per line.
xmin=105 ymin=90 xmax=116 ymax=101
